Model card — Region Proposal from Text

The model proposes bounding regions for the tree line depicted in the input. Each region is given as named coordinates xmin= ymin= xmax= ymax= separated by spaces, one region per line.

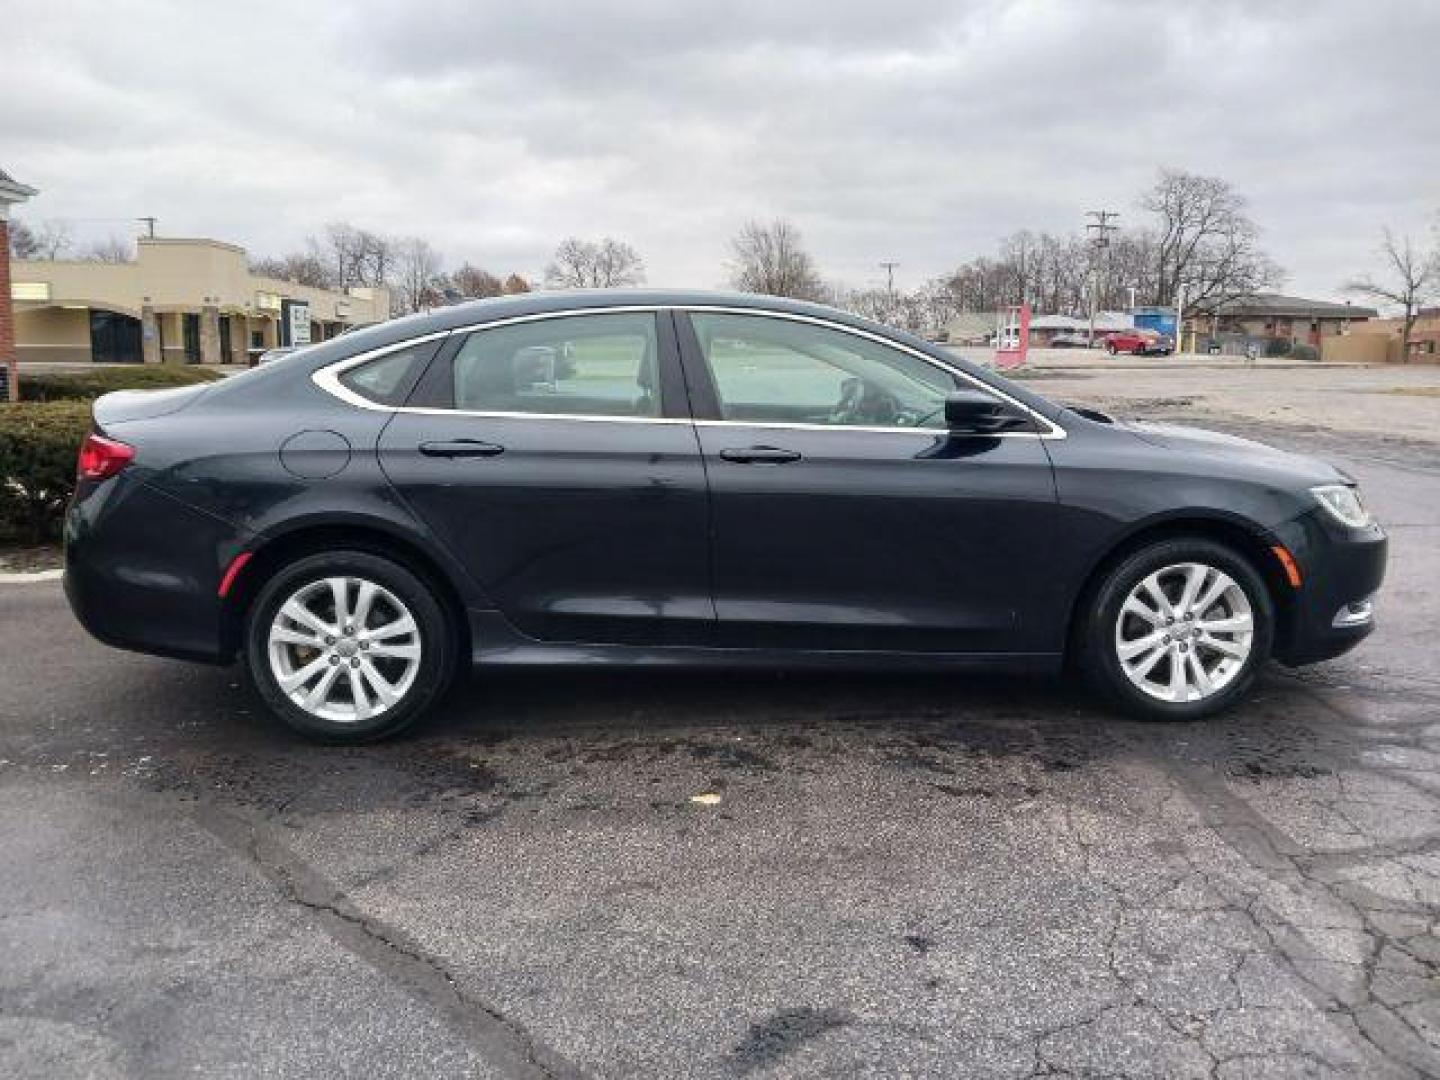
xmin=10 ymin=167 xmax=1436 ymax=345
xmin=230 ymin=169 xmax=1303 ymax=329
xmin=249 ymin=227 xmax=656 ymax=315
xmin=7 ymin=219 xmax=133 ymax=263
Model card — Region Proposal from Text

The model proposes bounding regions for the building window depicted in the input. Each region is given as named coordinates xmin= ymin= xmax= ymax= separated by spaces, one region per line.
xmin=182 ymin=313 xmax=201 ymax=364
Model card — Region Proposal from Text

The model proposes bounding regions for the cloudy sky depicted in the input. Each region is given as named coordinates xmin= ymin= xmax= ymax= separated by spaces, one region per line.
xmin=3 ymin=0 xmax=1437 ymax=301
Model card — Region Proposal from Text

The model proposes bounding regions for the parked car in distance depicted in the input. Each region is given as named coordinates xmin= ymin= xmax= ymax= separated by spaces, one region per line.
xmin=1049 ymin=332 xmax=1092 ymax=348
xmin=64 ymin=290 xmax=1386 ymax=742
xmin=1104 ymin=329 xmax=1173 ymax=356
xmin=256 ymin=346 xmax=301 ymax=366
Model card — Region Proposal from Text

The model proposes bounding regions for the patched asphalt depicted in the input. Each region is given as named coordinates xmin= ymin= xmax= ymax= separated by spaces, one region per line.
xmin=2 ymin=418 xmax=1439 ymax=1078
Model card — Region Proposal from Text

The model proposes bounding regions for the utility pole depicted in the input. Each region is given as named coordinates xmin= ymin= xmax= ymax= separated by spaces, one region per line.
xmin=1174 ymin=281 xmax=1187 ymax=356
xmin=1085 ymin=210 xmax=1119 ymax=344
xmin=137 ymin=216 xmax=157 ymax=238
xmin=879 ymin=261 xmax=899 ymax=304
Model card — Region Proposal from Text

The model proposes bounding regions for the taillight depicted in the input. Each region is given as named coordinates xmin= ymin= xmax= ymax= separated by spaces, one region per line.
xmin=77 ymin=433 xmax=135 ymax=481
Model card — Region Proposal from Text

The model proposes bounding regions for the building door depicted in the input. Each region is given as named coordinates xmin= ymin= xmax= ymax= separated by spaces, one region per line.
xmin=219 ymin=316 xmax=232 ymax=363
xmin=182 ymin=313 xmax=201 ymax=364
xmin=89 ymin=311 xmax=142 ymax=364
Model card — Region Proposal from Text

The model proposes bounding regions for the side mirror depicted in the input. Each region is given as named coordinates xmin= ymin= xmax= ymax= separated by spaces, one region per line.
xmin=943 ymin=390 xmax=1032 ymax=435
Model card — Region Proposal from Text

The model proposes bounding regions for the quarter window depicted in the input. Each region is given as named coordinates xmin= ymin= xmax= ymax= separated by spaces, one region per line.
xmin=338 ymin=341 xmax=435 ymax=406
xmin=688 ymin=312 xmax=961 ymax=429
xmin=451 ymin=313 xmax=660 ymax=417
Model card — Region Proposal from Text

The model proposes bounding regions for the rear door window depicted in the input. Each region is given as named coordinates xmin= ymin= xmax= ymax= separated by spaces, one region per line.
xmin=450 ymin=313 xmax=661 ymax=418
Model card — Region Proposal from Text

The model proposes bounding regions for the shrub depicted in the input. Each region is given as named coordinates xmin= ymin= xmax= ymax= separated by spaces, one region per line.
xmin=0 ymin=402 xmax=93 ymax=543
xmin=1289 ymin=343 xmax=1320 ymax=363
xmin=19 ymin=365 xmax=222 ymax=403
xmin=1262 ymin=337 xmax=1293 ymax=358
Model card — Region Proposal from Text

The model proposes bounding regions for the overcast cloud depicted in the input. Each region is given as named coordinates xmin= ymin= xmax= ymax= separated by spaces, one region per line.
xmin=2 ymin=0 xmax=1437 ymax=300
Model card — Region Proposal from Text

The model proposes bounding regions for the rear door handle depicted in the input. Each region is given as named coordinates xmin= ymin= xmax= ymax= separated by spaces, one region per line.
xmin=419 ymin=439 xmax=505 ymax=459
xmin=719 ymin=446 xmax=802 ymax=465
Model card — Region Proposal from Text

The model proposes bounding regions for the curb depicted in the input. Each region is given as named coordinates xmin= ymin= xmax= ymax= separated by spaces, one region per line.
xmin=0 ymin=569 xmax=64 ymax=585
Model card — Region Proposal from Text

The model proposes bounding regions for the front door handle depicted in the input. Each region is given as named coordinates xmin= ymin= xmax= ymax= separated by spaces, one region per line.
xmin=419 ymin=439 xmax=505 ymax=459
xmin=719 ymin=446 xmax=802 ymax=465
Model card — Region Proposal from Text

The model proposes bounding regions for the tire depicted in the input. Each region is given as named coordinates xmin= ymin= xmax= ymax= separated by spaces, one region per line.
xmin=1078 ymin=538 xmax=1274 ymax=721
xmin=244 ymin=550 xmax=457 ymax=743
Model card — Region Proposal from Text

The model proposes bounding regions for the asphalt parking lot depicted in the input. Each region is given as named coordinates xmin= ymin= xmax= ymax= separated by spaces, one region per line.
xmin=3 ymin=378 xmax=1440 ymax=1077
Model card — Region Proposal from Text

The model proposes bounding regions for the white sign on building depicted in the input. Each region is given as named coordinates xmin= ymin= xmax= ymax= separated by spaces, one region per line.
xmin=287 ymin=300 xmax=311 ymax=346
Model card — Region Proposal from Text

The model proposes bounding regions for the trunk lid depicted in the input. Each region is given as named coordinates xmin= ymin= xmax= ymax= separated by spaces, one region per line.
xmin=92 ymin=383 xmax=214 ymax=428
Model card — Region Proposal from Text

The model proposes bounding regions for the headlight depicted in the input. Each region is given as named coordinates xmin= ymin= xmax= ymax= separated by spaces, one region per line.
xmin=1311 ymin=484 xmax=1372 ymax=528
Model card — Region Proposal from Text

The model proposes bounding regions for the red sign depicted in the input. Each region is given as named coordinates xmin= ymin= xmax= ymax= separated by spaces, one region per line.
xmin=994 ymin=304 xmax=1031 ymax=370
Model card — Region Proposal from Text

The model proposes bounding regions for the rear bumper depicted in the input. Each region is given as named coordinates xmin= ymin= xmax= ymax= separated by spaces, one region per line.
xmin=1272 ymin=510 xmax=1387 ymax=667
xmin=64 ymin=475 xmax=239 ymax=664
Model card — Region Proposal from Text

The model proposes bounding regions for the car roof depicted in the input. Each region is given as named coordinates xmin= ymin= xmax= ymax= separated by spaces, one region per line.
xmin=319 ymin=289 xmax=923 ymax=356
xmin=224 ymin=287 xmax=1069 ymax=428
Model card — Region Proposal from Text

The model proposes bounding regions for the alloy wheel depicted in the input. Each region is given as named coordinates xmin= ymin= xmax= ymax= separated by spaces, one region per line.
xmin=266 ymin=575 xmax=423 ymax=724
xmin=1113 ymin=562 xmax=1254 ymax=703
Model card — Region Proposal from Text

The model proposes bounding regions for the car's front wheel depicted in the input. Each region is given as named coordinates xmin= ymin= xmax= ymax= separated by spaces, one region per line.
xmin=1079 ymin=538 xmax=1274 ymax=719
xmin=244 ymin=550 xmax=457 ymax=742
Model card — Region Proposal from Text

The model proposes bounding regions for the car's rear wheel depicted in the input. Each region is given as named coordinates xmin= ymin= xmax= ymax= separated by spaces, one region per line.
xmin=1079 ymin=538 xmax=1274 ymax=720
xmin=244 ymin=550 xmax=456 ymax=742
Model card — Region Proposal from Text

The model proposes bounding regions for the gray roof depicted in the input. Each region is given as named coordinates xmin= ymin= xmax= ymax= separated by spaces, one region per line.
xmin=1220 ymin=293 xmax=1377 ymax=319
xmin=1029 ymin=312 xmax=1133 ymax=332
xmin=0 ymin=166 xmax=38 ymax=200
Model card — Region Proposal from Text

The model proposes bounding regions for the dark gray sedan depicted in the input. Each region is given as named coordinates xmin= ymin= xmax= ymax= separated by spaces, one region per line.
xmin=64 ymin=290 xmax=1386 ymax=741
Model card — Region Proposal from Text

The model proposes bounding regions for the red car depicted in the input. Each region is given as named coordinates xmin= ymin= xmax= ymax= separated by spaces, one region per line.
xmin=1104 ymin=329 xmax=1173 ymax=356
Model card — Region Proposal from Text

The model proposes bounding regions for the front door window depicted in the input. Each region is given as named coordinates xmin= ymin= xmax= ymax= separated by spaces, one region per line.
xmin=688 ymin=311 xmax=962 ymax=429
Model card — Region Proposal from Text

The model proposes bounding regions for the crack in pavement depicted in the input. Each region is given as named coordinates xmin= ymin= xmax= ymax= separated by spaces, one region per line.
xmin=1143 ymin=722 xmax=1440 ymax=1078
xmin=191 ymin=802 xmax=589 ymax=1080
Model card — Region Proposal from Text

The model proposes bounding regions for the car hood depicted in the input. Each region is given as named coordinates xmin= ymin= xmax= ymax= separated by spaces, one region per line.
xmin=1120 ymin=418 xmax=1347 ymax=485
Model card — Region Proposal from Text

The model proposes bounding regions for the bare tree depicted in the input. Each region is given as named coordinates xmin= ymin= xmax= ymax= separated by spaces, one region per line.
xmin=729 ymin=219 xmax=826 ymax=301
xmin=18 ymin=219 xmax=74 ymax=260
xmin=251 ymin=251 xmax=335 ymax=288
xmin=83 ymin=235 xmax=133 ymax=263
xmin=544 ymin=237 xmax=645 ymax=289
xmin=502 ymin=273 xmax=532 ymax=295
xmin=320 ymin=222 xmax=363 ymax=289
xmin=7 ymin=218 xmax=40 ymax=259
xmin=1345 ymin=228 xmax=1440 ymax=359
xmin=452 ymin=263 xmax=505 ymax=298
xmin=1140 ymin=169 xmax=1281 ymax=312
xmin=393 ymin=237 xmax=444 ymax=315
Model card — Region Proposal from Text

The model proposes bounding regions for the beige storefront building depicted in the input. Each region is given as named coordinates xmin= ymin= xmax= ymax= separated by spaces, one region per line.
xmin=11 ymin=237 xmax=390 ymax=365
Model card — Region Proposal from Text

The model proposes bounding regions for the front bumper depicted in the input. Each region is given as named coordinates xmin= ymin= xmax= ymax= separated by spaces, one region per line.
xmin=1271 ymin=509 xmax=1387 ymax=666
xmin=64 ymin=474 xmax=238 ymax=664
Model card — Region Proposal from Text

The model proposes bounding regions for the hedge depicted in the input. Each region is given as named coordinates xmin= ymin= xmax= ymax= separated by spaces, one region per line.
xmin=19 ymin=365 xmax=222 ymax=403
xmin=0 ymin=402 xmax=93 ymax=543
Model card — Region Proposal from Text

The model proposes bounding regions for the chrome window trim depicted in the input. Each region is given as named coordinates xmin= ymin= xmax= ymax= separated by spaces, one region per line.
xmin=683 ymin=306 xmax=1064 ymax=440
xmin=310 ymin=304 xmax=1066 ymax=439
